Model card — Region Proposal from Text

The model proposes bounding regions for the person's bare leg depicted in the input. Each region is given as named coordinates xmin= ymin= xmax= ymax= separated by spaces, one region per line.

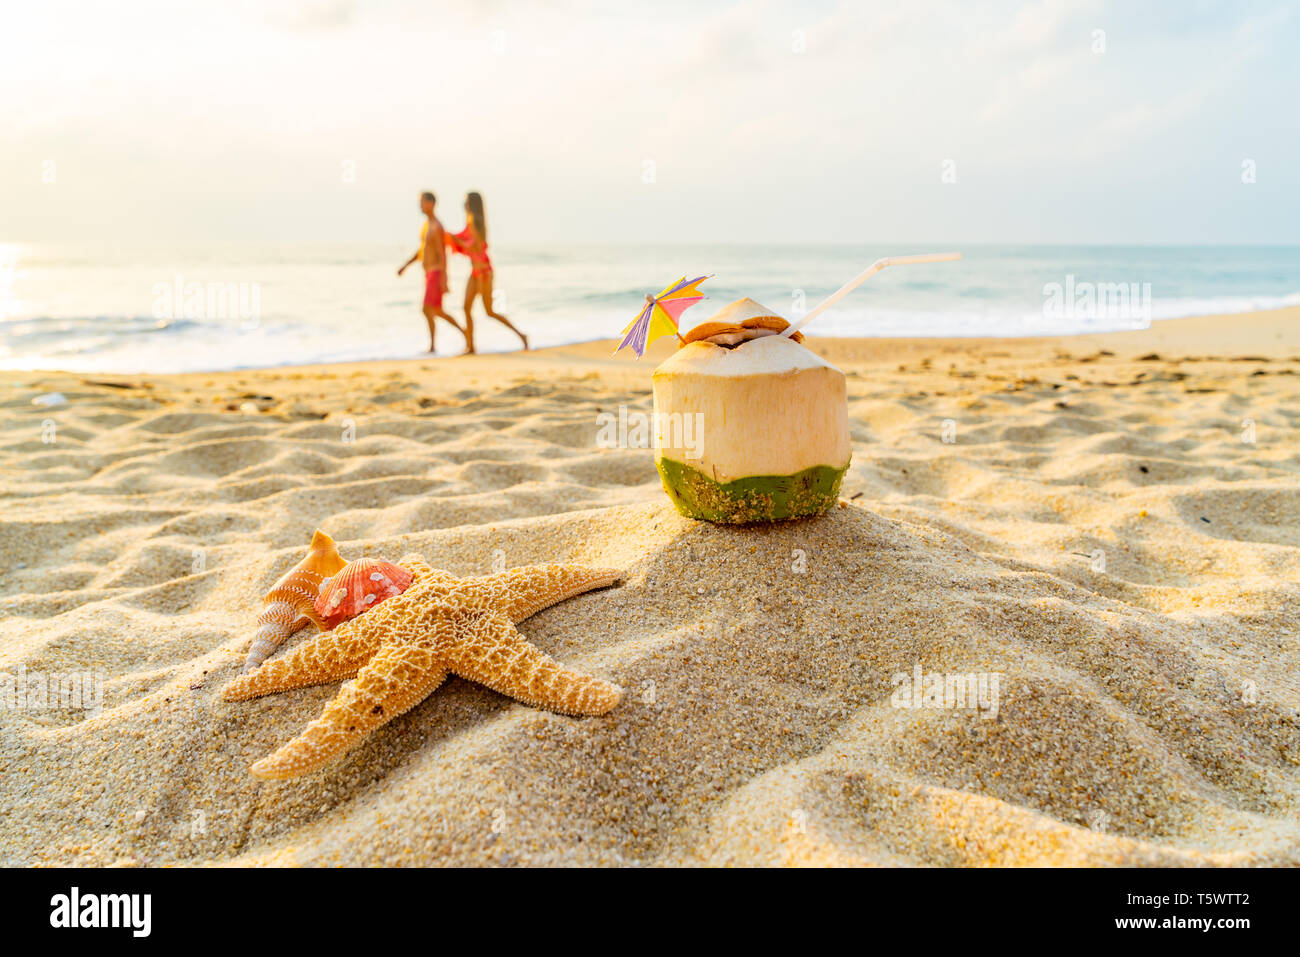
xmin=434 ymin=308 xmax=465 ymax=342
xmin=461 ymin=275 xmax=478 ymax=355
xmin=424 ymin=305 xmax=464 ymax=353
xmin=481 ymin=273 xmax=527 ymax=349
xmin=421 ymin=305 xmax=439 ymax=352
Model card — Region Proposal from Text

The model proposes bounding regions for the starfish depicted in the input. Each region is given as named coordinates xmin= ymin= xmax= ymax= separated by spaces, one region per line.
xmin=222 ymin=556 xmax=624 ymax=779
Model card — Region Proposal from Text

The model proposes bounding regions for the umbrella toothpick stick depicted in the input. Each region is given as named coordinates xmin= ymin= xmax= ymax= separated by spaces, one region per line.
xmin=781 ymin=252 xmax=962 ymax=337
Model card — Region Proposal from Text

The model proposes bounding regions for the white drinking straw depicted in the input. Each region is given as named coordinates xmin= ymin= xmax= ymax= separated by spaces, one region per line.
xmin=781 ymin=252 xmax=962 ymax=336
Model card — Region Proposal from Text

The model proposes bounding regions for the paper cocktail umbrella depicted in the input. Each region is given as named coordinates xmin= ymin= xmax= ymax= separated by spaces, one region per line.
xmin=614 ymin=275 xmax=709 ymax=358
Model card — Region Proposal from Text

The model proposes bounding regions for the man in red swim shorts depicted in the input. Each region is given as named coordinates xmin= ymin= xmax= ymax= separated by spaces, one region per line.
xmin=397 ymin=191 xmax=466 ymax=354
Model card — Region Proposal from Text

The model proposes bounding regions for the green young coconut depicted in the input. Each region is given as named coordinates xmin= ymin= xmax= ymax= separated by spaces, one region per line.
xmin=655 ymin=458 xmax=848 ymax=523
xmin=652 ymin=299 xmax=851 ymax=524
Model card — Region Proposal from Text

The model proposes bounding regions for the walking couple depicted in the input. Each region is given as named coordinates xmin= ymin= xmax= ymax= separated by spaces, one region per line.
xmin=398 ymin=191 xmax=528 ymax=354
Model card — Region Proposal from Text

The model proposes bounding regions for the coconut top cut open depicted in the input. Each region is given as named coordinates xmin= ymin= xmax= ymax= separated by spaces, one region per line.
xmin=680 ymin=298 xmax=804 ymax=346
xmin=657 ymin=297 xmax=838 ymax=382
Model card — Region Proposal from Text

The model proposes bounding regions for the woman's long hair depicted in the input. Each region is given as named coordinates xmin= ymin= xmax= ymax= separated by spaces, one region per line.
xmin=466 ymin=192 xmax=487 ymax=242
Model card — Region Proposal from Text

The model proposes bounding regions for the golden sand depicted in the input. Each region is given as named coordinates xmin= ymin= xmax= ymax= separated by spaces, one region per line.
xmin=1 ymin=308 xmax=1297 ymax=866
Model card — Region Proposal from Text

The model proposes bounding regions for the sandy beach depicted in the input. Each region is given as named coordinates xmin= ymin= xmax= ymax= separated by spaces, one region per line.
xmin=1 ymin=307 xmax=1297 ymax=867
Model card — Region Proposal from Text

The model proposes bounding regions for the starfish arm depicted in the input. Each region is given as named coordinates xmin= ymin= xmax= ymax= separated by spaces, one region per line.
xmin=446 ymin=612 xmax=622 ymax=716
xmin=221 ymin=613 xmax=390 ymax=701
xmin=491 ymin=564 xmax=622 ymax=622
xmin=249 ymin=642 xmax=448 ymax=779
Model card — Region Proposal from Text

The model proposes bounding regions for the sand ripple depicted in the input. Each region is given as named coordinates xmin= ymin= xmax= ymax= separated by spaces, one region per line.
xmin=0 ymin=330 xmax=1297 ymax=866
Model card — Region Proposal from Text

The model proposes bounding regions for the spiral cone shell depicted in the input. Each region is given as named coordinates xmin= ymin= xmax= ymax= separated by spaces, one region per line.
xmin=241 ymin=530 xmax=347 ymax=673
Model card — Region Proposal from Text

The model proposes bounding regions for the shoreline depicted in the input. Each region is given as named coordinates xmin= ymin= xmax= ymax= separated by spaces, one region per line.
xmin=4 ymin=306 xmax=1298 ymax=388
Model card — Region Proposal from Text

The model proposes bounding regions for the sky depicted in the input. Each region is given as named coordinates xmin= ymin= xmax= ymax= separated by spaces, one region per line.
xmin=2 ymin=0 xmax=1297 ymax=245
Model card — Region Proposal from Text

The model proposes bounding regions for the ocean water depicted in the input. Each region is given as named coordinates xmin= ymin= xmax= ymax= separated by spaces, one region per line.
xmin=1 ymin=242 xmax=1297 ymax=374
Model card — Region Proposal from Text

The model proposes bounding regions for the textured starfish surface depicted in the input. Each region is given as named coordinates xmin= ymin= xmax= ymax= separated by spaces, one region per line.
xmin=222 ymin=556 xmax=624 ymax=779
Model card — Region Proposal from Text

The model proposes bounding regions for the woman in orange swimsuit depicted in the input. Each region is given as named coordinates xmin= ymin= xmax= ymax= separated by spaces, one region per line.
xmin=447 ymin=192 xmax=528 ymax=353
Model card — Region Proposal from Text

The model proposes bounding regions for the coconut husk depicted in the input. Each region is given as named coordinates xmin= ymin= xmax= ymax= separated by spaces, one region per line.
xmin=680 ymin=298 xmax=803 ymax=345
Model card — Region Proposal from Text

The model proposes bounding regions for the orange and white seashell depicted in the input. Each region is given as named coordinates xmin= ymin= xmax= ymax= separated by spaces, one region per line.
xmin=242 ymin=530 xmax=347 ymax=674
xmin=313 ymin=558 xmax=413 ymax=630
